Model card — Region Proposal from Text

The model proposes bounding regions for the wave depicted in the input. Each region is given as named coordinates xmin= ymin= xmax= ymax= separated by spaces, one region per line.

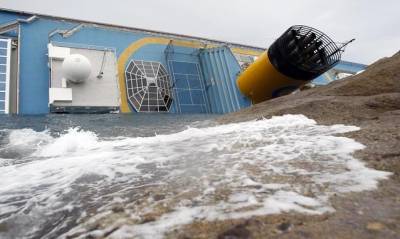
xmin=0 ymin=114 xmax=391 ymax=239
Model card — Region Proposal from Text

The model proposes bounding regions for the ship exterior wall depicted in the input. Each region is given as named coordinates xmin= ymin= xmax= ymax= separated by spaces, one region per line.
xmin=0 ymin=11 xmax=260 ymax=114
xmin=0 ymin=10 xmax=366 ymax=115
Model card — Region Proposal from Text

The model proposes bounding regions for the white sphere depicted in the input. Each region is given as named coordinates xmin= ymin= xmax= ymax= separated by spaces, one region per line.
xmin=62 ymin=54 xmax=92 ymax=83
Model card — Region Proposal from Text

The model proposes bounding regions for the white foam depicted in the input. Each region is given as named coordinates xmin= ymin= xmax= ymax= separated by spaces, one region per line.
xmin=36 ymin=128 xmax=99 ymax=157
xmin=0 ymin=115 xmax=391 ymax=239
xmin=7 ymin=128 xmax=53 ymax=147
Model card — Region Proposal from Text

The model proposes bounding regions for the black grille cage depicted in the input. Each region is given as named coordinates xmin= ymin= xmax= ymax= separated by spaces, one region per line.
xmin=268 ymin=25 xmax=344 ymax=80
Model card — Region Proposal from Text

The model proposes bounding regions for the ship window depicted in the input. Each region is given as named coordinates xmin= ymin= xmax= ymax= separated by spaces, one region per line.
xmin=0 ymin=57 xmax=6 ymax=64
xmin=0 ymin=39 xmax=9 ymax=114
xmin=125 ymin=60 xmax=172 ymax=112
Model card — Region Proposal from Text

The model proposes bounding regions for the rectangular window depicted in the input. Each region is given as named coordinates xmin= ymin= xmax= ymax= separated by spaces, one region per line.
xmin=0 ymin=39 xmax=10 ymax=114
xmin=0 ymin=41 xmax=7 ymax=48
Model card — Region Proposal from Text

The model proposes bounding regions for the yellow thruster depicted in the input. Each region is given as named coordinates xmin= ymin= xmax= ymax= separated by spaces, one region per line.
xmin=236 ymin=51 xmax=306 ymax=104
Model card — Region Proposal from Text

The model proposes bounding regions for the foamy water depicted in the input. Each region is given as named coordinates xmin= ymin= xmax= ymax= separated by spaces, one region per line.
xmin=0 ymin=115 xmax=391 ymax=239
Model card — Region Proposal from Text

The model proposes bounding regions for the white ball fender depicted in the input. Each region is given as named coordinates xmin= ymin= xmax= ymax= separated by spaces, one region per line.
xmin=62 ymin=54 xmax=92 ymax=83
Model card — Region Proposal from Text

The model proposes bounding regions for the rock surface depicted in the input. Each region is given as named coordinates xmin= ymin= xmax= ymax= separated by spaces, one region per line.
xmin=182 ymin=51 xmax=400 ymax=239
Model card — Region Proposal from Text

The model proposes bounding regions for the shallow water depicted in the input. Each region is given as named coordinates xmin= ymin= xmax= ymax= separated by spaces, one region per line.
xmin=0 ymin=114 xmax=391 ymax=239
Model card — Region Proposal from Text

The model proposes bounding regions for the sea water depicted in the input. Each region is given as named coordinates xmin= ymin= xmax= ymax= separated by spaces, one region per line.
xmin=0 ymin=114 xmax=391 ymax=239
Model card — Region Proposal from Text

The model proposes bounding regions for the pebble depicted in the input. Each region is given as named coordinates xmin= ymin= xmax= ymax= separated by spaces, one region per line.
xmin=366 ymin=222 xmax=385 ymax=231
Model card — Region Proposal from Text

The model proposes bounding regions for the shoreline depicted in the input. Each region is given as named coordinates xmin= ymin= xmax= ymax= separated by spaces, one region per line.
xmin=191 ymin=51 xmax=400 ymax=238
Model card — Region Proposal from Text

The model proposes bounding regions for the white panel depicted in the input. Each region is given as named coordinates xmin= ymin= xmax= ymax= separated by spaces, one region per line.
xmin=49 ymin=88 xmax=73 ymax=104
xmin=48 ymin=44 xmax=70 ymax=59
xmin=50 ymin=47 xmax=119 ymax=107
xmin=0 ymin=38 xmax=11 ymax=114
xmin=5 ymin=39 xmax=11 ymax=114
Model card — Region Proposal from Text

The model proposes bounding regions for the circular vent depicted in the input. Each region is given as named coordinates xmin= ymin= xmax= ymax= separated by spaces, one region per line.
xmin=125 ymin=60 xmax=173 ymax=112
xmin=268 ymin=25 xmax=343 ymax=80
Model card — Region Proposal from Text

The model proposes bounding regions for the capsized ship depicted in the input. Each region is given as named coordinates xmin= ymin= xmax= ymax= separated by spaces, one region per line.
xmin=0 ymin=8 xmax=366 ymax=115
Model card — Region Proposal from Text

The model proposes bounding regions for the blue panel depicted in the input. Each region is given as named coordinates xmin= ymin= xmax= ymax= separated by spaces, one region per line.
xmin=313 ymin=75 xmax=330 ymax=85
xmin=0 ymin=92 xmax=4 ymax=100
xmin=177 ymin=89 xmax=192 ymax=104
xmin=0 ymin=41 xmax=7 ymax=48
xmin=187 ymin=75 xmax=199 ymax=81
xmin=0 ymin=65 xmax=5 ymax=72
xmin=174 ymin=75 xmax=189 ymax=88
xmin=213 ymin=50 xmax=235 ymax=113
xmin=0 ymin=11 xmax=31 ymax=25
xmin=312 ymin=61 xmax=367 ymax=86
xmin=0 ymin=49 xmax=6 ymax=56
xmin=0 ymin=74 xmax=5 ymax=82
xmin=172 ymin=61 xmax=198 ymax=74
xmin=200 ymin=52 xmax=221 ymax=113
xmin=334 ymin=61 xmax=367 ymax=73
xmin=0 ymin=102 xmax=4 ymax=110
xmin=180 ymin=105 xmax=205 ymax=113
xmin=0 ymin=83 xmax=5 ymax=91
xmin=191 ymin=90 xmax=205 ymax=105
xmin=199 ymin=46 xmax=251 ymax=114
xmin=0 ymin=57 xmax=6 ymax=64
xmin=188 ymin=78 xmax=202 ymax=89
xmin=169 ymin=60 xmax=208 ymax=113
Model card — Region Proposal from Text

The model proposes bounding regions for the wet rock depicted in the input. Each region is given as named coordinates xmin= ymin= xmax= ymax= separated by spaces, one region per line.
xmin=86 ymin=231 xmax=103 ymax=239
xmin=103 ymin=227 xmax=120 ymax=237
xmin=111 ymin=205 xmax=125 ymax=213
xmin=153 ymin=194 xmax=166 ymax=201
xmin=295 ymin=230 xmax=312 ymax=238
xmin=218 ymin=224 xmax=251 ymax=239
xmin=276 ymin=221 xmax=292 ymax=233
xmin=141 ymin=215 xmax=157 ymax=224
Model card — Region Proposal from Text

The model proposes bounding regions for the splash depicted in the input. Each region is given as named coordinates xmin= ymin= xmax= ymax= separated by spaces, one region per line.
xmin=0 ymin=115 xmax=391 ymax=239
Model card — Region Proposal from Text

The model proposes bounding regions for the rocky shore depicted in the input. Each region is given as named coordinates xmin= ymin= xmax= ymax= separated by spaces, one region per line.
xmin=199 ymin=51 xmax=400 ymax=239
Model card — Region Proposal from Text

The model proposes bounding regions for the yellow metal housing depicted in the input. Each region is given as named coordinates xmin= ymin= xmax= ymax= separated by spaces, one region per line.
xmin=236 ymin=51 xmax=307 ymax=104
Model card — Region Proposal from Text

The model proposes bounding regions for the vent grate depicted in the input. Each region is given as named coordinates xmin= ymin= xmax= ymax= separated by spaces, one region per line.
xmin=125 ymin=60 xmax=172 ymax=112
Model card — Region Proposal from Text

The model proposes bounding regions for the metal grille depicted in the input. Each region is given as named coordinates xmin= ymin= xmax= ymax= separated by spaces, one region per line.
xmin=278 ymin=25 xmax=342 ymax=73
xmin=125 ymin=60 xmax=172 ymax=112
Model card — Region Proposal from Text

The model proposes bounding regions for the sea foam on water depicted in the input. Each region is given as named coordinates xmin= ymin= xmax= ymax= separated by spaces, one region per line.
xmin=0 ymin=115 xmax=391 ymax=239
